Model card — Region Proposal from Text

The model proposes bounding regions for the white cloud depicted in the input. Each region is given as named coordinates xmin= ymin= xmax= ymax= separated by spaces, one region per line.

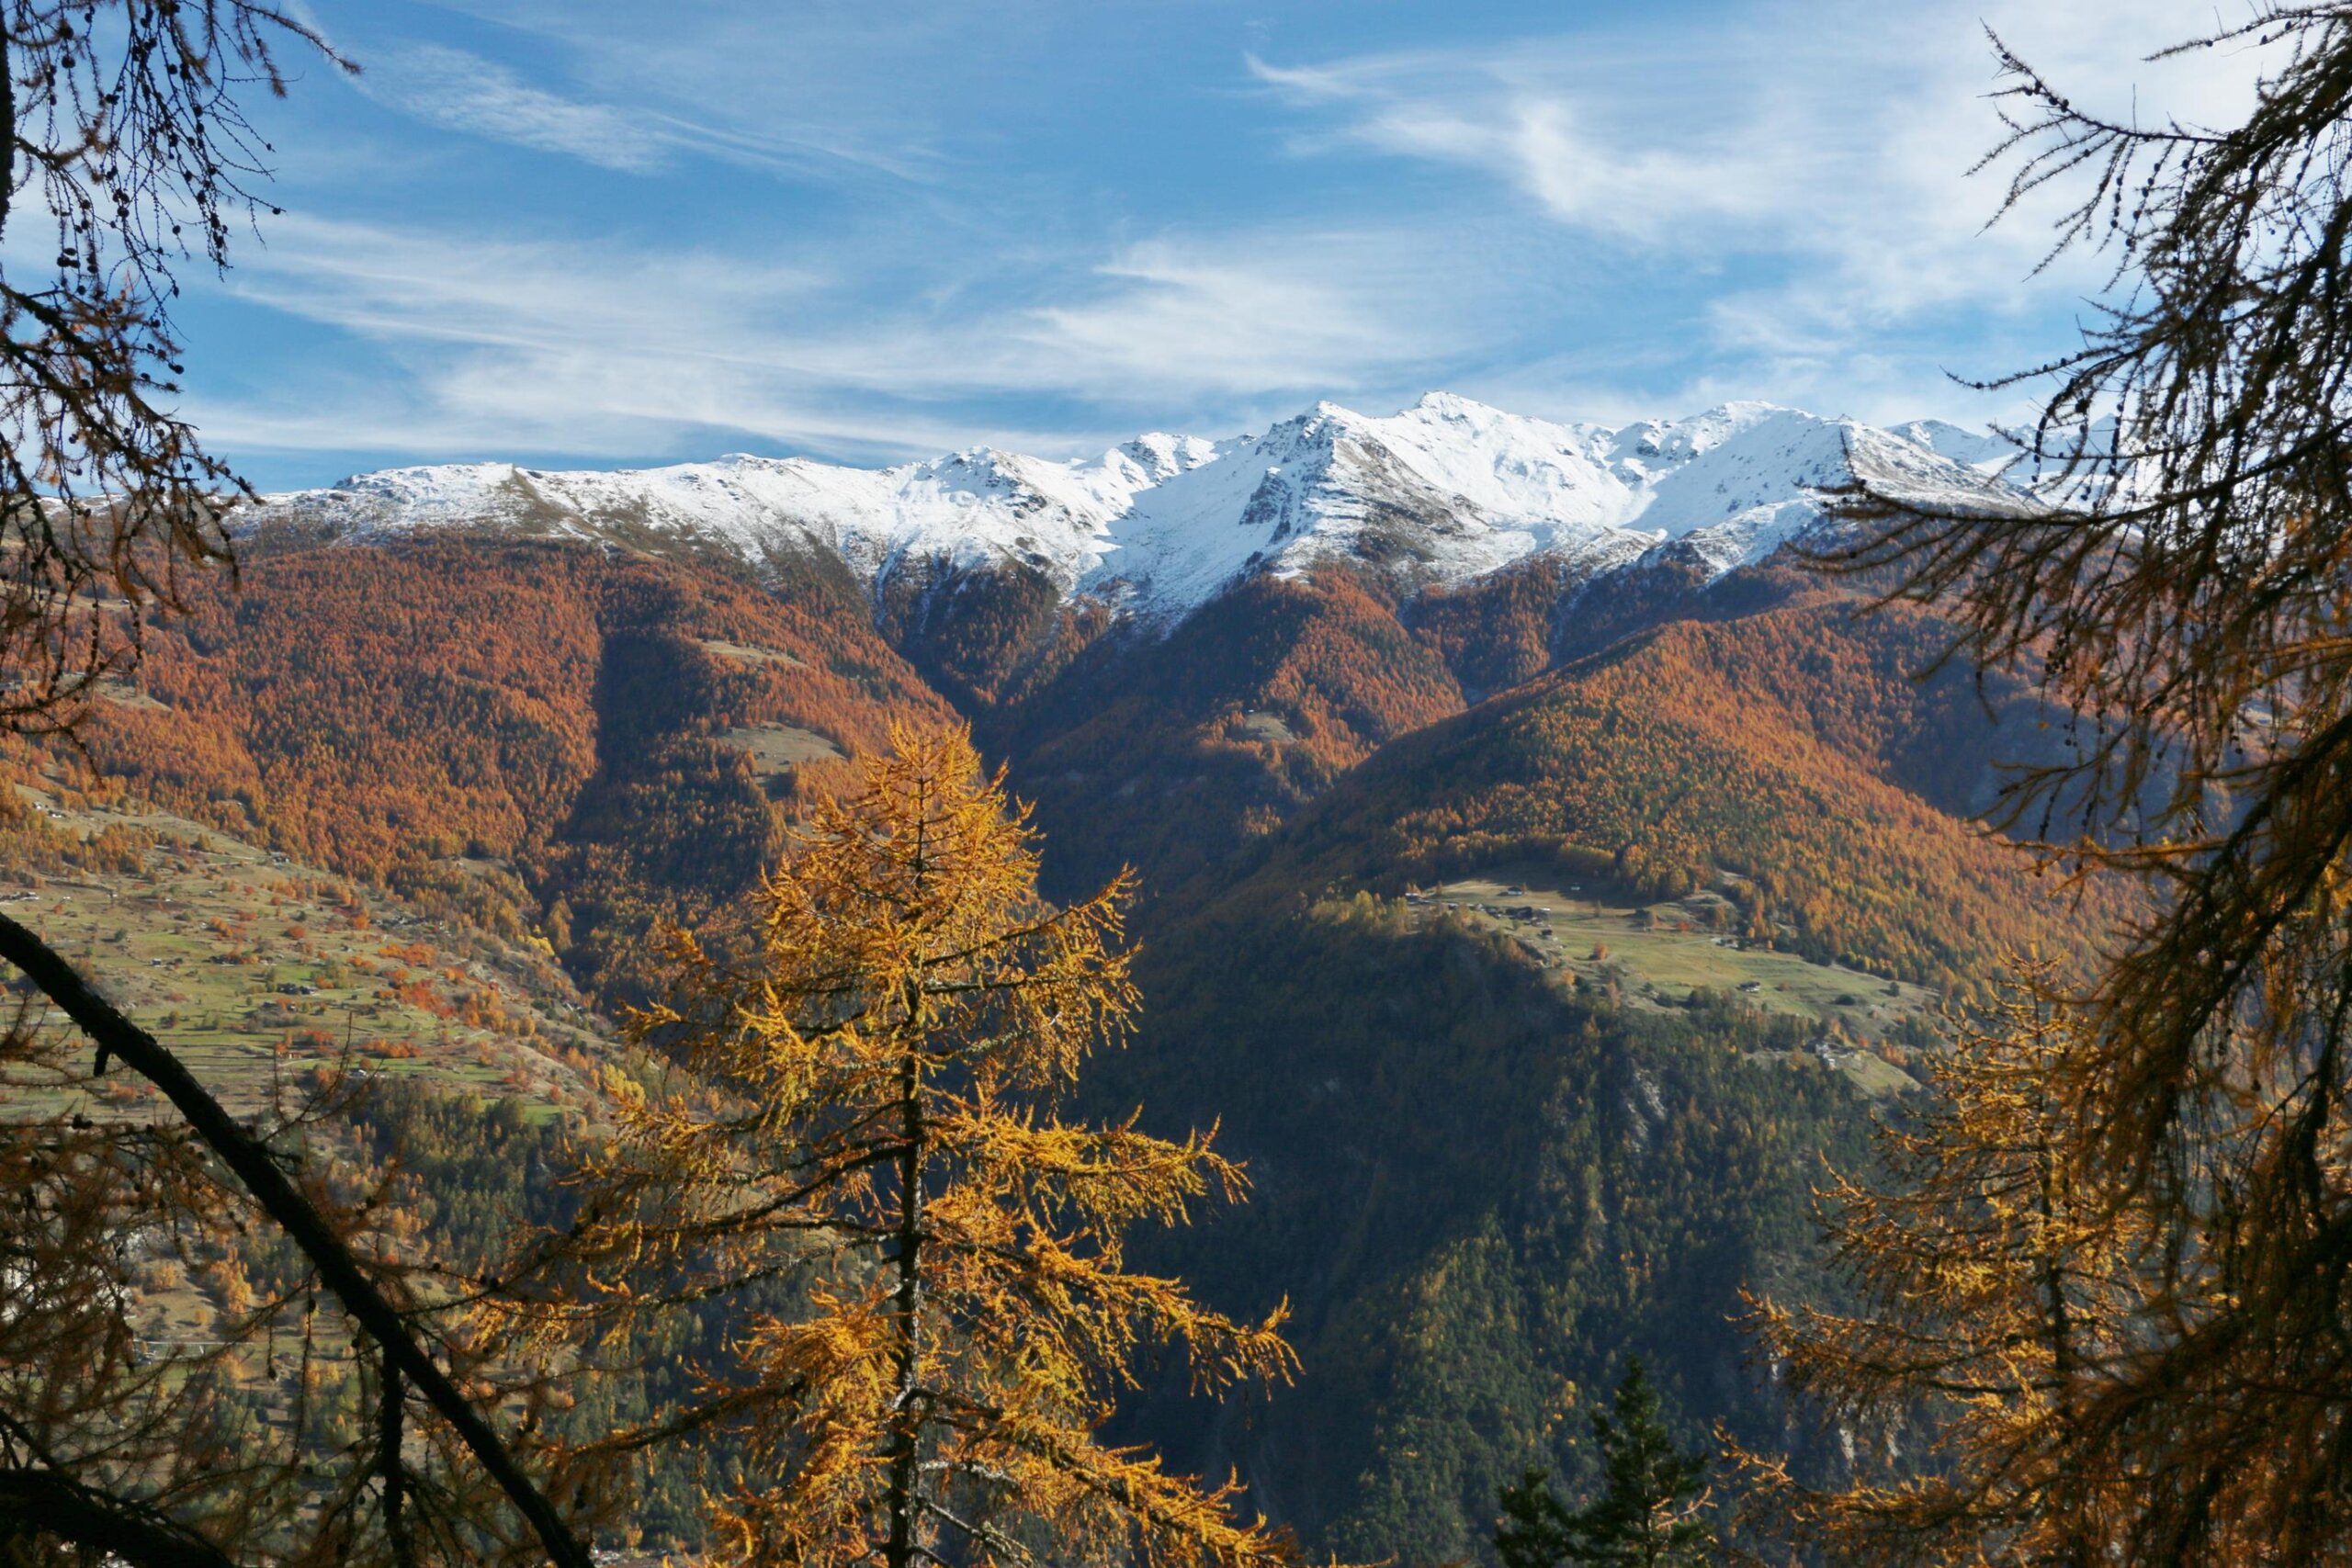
xmin=1007 ymin=237 xmax=1457 ymax=398
xmin=356 ymin=42 xmax=932 ymax=182
xmin=1250 ymin=0 xmax=2285 ymax=393
xmin=362 ymin=44 xmax=661 ymax=170
xmin=1249 ymin=56 xmax=1781 ymax=243
xmin=195 ymin=217 xmax=1459 ymax=466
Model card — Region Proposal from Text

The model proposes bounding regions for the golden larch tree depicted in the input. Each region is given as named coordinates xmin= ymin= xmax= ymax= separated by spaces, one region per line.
xmin=1733 ymin=958 xmax=2170 ymax=1566
xmin=555 ymin=724 xmax=1301 ymax=1568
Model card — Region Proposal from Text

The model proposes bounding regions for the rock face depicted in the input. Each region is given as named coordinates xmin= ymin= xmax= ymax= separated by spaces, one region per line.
xmin=243 ymin=392 xmax=2028 ymax=628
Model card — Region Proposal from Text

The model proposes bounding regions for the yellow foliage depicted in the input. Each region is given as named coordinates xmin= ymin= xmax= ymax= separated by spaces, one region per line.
xmin=1730 ymin=957 xmax=2212 ymax=1564
xmin=560 ymin=724 xmax=1302 ymax=1568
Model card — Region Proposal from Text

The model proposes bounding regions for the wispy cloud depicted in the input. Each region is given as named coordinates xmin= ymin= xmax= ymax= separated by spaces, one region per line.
xmin=196 ymin=217 xmax=1460 ymax=466
xmin=1248 ymin=0 xmax=2284 ymax=418
xmin=356 ymin=41 xmax=933 ymax=181
xmin=362 ymin=43 xmax=658 ymax=170
xmin=989 ymin=235 xmax=1460 ymax=401
xmin=1248 ymin=55 xmax=1781 ymax=244
xmin=201 ymin=216 xmax=945 ymax=461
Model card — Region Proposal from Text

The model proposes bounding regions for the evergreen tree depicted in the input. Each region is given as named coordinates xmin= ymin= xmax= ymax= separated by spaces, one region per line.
xmin=1496 ymin=1360 xmax=1713 ymax=1568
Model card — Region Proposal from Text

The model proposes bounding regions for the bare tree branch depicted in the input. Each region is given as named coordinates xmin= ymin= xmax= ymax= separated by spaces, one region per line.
xmin=0 ymin=910 xmax=594 ymax=1568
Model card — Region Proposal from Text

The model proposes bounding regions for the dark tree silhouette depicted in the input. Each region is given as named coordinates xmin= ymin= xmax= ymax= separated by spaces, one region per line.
xmin=1496 ymin=1361 xmax=1713 ymax=1568
xmin=0 ymin=2 xmax=353 ymax=730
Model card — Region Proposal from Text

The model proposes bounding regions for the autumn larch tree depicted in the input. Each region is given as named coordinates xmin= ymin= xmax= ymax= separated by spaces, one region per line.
xmin=1732 ymin=960 xmax=2157 ymax=1566
xmin=1816 ymin=7 xmax=2352 ymax=1557
xmin=542 ymin=725 xmax=1302 ymax=1568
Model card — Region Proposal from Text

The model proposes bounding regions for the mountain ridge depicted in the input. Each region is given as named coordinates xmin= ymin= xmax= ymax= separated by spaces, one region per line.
xmin=244 ymin=392 xmax=2032 ymax=626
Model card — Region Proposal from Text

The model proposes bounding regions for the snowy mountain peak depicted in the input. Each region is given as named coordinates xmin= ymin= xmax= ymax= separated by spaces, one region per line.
xmin=1408 ymin=389 xmax=1501 ymax=419
xmin=248 ymin=394 xmax=2025 ymax=624
xmin=1114 ymin=433 xmax=1222 ymax=481
xmin=1889 ymin=418 xmax=2023 ymax=473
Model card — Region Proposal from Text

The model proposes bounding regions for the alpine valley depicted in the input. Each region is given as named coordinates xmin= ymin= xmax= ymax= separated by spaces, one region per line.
xmin=5 ymin=392 xmax=2101 ymax=1558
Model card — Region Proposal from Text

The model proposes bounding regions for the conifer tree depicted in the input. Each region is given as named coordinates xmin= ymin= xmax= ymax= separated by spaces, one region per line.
xmin=1817 ymin=10 xmax=2352 ymax=1556
xmin=548 ymin=725 xmax=1301 ymax=1568
xmin=1733 ymin=960 xmax=2154 ymax=1565
xmin=1496 ymin=1360 xmax=1713 ymax=1568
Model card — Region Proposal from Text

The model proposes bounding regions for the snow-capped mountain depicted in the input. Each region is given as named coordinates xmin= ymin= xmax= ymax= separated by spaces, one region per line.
xmin=247 ymin=394 xmax=2030 ymax=623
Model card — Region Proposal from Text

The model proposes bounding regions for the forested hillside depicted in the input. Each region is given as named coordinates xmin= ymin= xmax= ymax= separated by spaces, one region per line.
xmin=1003 ymin=570 xmax=1469 ymax=897
xmin=1254 ymin=586 xmax=2120 ymax=994
xmin=1097 ymin=894 xmax=1874 ymax=1562
xmin=45 ymin=536 xmax=954 ymax=998
xmin=9 ymin=523 xmax=2090 ymax=1560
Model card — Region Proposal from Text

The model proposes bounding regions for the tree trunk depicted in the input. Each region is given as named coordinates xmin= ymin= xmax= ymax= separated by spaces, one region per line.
xmin=885 ymin=784 xmax=933 ymax=1568
xmin=0 ymin=1469 xmax=239 ymax=1568
xmin=0 ymin=18 xmax=15 ymax=242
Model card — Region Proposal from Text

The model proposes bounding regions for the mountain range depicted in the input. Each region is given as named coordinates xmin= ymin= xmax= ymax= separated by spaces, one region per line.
xmin=249 ymin=392 xmax=2033 ymax=625
xmin=10 ymin=389 xmax=2097 ymax=1561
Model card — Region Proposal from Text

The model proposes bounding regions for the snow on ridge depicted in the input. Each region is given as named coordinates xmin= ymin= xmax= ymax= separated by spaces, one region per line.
xmin=256 ymin=445 xmax=1179 ymax=593
xmin=243 ymin=395 xmax=2027 ymax=619
xmin=1890 ymin=419 xmax=2025 ymax=475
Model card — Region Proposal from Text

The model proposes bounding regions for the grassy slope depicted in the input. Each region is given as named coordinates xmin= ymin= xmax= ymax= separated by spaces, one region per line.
xmin=1423 ymin=874 xmax=1931 ymax=1089
xmin=0 ymin=775 xmax=605 ymax=1122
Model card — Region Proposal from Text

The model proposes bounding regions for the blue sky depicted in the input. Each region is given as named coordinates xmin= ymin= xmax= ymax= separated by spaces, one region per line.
xmin=184 ymin=1 xmax=2273 ymax=490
